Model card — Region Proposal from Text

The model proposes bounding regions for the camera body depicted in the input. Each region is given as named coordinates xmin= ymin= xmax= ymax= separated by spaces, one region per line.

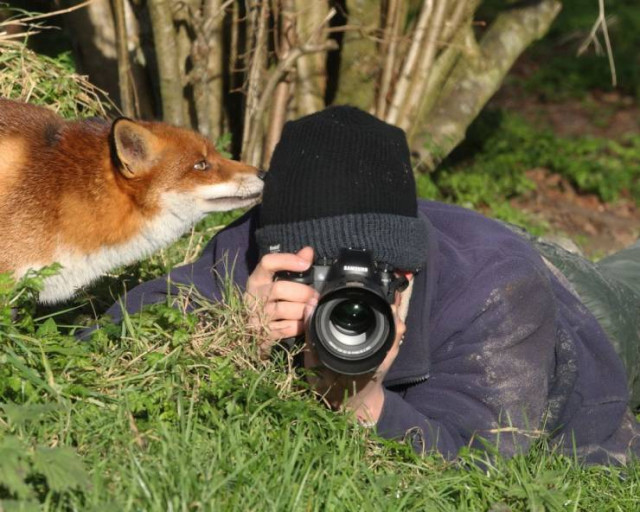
xmin=275 ymin=248 xmax=407 ymax=375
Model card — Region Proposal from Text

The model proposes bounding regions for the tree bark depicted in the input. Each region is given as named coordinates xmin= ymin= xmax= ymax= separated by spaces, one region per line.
xmin=385 ymin=0 xmax=433 ymax=125
xmin=113 ymin=0 xmax=135 ymax=117
xmin=241 ymin=0 xmax=270 ymax=165
xmin=397 ymin=0 xmax=448 ymax=132
xmin=62 ymin=0 xmax=121 ymax=107
xmin=374 ymin=0 xmax=403 ymax=119
xmin=264 ymin=0 xmax=296 ymax=167
xmin=415 ymin=0 xmax=562 ymax=171
xmin=175 ymin=0 xmax=200 ymax=125
xmin=147 ymin=0 xmax=184 ymax=126
xmin=187 ymin=0 xmax=226 ymax=140
xmin=415 ymin=0 xmax=481 ymax=134
xmin=203 ymin=0 xmax=225 ymax=141
xmin=294 ymin=0 xmax=330 ymax=116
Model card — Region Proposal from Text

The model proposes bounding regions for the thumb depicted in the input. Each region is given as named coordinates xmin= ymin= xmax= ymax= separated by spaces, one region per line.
xmin=299 ymin=247 xmax=316 ymax=322
xmin=296 ymin=246 xmax=315 ymax=265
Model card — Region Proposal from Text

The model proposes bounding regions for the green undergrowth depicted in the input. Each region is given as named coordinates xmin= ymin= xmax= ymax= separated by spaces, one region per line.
xmin=2 ymin=270 xmax=640 ymax=511
xmin=480 ymin=0 xmax=640 ymax=100
xmin=415 ymin=110 xmax=640 ymax=234
xmin=524 ymin=0 xmax=640 ymax=101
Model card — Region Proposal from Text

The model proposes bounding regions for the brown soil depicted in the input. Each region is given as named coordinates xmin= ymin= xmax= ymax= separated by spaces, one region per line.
xmin=488 ymin=62 xmax=640 ymax=258
xmin=510 ymin=168 xmax=640 ymax=258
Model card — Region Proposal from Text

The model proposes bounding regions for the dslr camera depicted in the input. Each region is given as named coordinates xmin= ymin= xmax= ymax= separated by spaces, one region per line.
xmin=275 ymin=248 xmax=408 ymax=375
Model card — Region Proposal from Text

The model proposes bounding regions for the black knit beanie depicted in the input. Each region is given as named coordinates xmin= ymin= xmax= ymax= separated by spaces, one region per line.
xmin=255 ymin=105 xmax=429 ymax=271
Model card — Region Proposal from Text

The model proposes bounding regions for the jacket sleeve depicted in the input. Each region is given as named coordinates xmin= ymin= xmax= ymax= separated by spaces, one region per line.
xmin=376 ymin=257 xmax=558 ymax=458
xmin=99 ymin=236 xmax=222 ymax=325
xmin=82 ymin=209 xmax=259 ymax=334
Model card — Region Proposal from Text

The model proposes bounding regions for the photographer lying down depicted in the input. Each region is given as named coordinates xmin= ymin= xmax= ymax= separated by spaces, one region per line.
xmin=99 ymin=106 xmax=640 ymax=464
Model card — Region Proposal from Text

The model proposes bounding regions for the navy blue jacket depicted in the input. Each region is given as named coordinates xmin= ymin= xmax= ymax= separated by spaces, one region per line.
xmin=102 ymin=200 xmax=640 ymax=463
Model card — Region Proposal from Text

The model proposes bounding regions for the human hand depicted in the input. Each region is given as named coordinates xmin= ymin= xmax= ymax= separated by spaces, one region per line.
xmin=245 ymin=247 xmax=319 ymax=358
xmin=303 ymin=288 xmax=408 ymax=425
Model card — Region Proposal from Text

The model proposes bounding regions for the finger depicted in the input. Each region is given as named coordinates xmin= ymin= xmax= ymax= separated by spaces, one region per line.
xmin=252 ymin=249 xmax=314 ymax=282
xmin=269 ymin=280 xmax=319 ymax=304
xmin=264 ymin=300 xmax=309 ymax=322
xmin=268 ymin=319 xmax=305 ymax=340
xmin=390 ymin=304 xmax=406 ymax=338
xmin=296 ymin=246 xmax=314 ymax=263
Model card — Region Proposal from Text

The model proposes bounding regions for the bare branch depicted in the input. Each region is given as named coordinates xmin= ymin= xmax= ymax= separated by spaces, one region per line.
xmin=245 ymin=40 xmax=339 ymax=166
xmin=13 ymin=0 xmax=98 ymax=23
xmin=418 ymin=23 xmax=470 ymax=125
xmin=398 ymin=0 xmax=449 ymax=132
xmin=385 ymin=0 xmax=434 ymax=125
xmin=413 ymin=0 xmax=481 ymax=137
xmin=440 ymin=0 xmax=468 ymax=43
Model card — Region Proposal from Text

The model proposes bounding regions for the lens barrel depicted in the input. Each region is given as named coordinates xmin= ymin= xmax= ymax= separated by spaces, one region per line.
xmin=274 ymin=248 xmax=398 ymax=375
xmin=309 ymin=286 xmax=395 ymax=376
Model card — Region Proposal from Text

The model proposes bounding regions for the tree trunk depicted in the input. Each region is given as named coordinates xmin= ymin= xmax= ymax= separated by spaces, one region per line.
xmin=264 ymin=0 xmax=296 ymax=167
xmin=113 ymin=0 xmax=135 ymax=117
xmin=203 ymin=0 xmax=225 ymax=141
xmin=397 ymin=0 xmax=448 ymax=132
xmin=147 ymin=0 xmax=185 ymax=126
xmin=294 ymin=0 xmax=330 ymax=116
xmin=415 ymin=0 xmax=562 ymax=171
xmin=62 ymin=0 xmax=121 ymax=107
xmin=241 ymin=0 xmax=270 ymax=165
xmin=385 ymin=0 xmax=433 ymax=126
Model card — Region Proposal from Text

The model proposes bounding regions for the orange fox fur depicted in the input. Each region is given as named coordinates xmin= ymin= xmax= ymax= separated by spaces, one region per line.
xmin=0 ymin=99 xmax=263 ymax=303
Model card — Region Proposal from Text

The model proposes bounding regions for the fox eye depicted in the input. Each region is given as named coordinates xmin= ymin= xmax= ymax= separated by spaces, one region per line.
xmin=193 ymin=160 xmax=210 ymax=171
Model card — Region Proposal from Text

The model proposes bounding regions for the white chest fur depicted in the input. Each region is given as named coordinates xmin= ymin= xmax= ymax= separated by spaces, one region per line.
xmin=36 ymin=192 xmax=205 ymax=304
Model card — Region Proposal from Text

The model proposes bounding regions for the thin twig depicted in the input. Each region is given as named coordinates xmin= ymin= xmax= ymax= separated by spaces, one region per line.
xmin=210 ymin=0 xmax=236 ymax=21
xmin=577 ymin=0 xmax=617 ymax=87
xmin=9 ymin=0 xmax=97 ymax=23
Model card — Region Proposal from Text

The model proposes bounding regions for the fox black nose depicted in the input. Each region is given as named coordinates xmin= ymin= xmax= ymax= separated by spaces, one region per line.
xmin=257 ymin=169 xmax=267 ymax=181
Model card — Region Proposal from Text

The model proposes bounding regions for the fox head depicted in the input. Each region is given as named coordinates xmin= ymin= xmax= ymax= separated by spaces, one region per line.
xmin=109 ymin=118 xmax=263 ymax=214
xmin=0 ymin=100 xmax=265 ymax=303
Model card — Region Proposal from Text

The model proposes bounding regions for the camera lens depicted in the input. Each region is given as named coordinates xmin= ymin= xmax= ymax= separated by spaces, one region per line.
xmin=311 ymin=291 xmax=395 ymax=375
xmin=330 ymin=300 xmax=374 ymax=335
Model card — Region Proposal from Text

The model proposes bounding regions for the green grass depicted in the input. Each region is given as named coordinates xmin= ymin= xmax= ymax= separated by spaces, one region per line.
xmin=2 ymin=266 xmax=640 ymax=511
xmin=3 ymin=3 xmax=640 ymax=508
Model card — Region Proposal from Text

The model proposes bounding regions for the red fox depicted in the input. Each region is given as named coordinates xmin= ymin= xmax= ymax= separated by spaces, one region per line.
xmin=0 ymin=99 xmax=263 ymax=303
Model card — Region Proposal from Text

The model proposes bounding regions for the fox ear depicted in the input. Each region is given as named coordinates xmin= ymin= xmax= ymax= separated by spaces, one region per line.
xmin=110 ymin=118 xmax=158 ymax=178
